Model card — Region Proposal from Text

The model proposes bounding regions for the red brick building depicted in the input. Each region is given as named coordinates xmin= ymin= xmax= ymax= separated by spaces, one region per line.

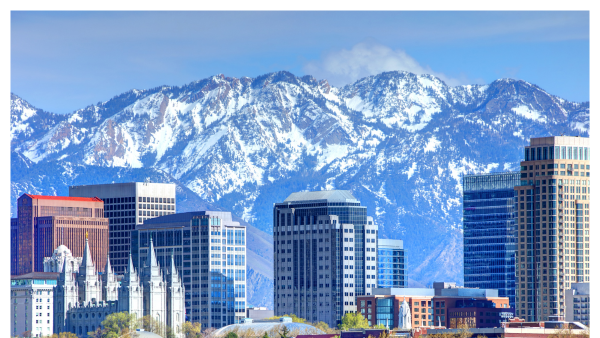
xmin=357 ymin=282 xmax=512 ymax=329
xmin=11 ymin=194 xmax=109 ymax=275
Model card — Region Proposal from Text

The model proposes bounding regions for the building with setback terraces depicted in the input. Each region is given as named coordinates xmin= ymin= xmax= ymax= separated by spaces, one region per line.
xmin=273 ymin=190 xmax=378 ymax=328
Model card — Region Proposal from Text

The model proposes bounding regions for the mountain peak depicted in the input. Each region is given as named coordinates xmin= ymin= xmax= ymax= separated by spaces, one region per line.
xmin=10 ymin=71 xmax=588 ymax=305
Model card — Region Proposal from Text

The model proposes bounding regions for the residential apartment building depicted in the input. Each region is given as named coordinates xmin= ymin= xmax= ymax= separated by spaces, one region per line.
xmin=11 ymin=272 xmax=58 ymax=338
xmin=69 ymin=182 xmax=176 ymax=274
xmin=378 ymin=239 xmax=407 ymax=288
xmin=463 ymin=171 xmax=520 ymax=308
xmin=515 ymin=136 xmax=590 ymax=321
xmin=273 ymin=190 xmax=378 ymax=328
xmin=357 ymin=282 xmax=512 ymax=329
xmin=11 ymin=194 xmax=109 ymax=275
xmin=565 ymin=283 xmax=589 ymax=326
xmin=132 ymin=211 xmax=247 ymax=328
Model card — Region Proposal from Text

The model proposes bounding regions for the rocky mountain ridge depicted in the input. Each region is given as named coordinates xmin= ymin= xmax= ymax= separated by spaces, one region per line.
xmin=10 ymin=70 xmax=589 ymax=308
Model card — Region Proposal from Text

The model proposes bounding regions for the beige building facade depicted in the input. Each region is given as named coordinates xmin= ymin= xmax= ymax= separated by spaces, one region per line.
xmin=515 ymin=136 xmax=590 ymax=322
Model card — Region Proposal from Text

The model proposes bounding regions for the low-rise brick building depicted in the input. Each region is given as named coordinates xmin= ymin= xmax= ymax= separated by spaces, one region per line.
xmin=357 ymin=282 xmax=512 ymax=329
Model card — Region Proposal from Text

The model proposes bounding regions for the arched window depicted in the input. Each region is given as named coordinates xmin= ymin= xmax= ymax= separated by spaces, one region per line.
xmin=79 ymin=326 xmax=82 ymax=335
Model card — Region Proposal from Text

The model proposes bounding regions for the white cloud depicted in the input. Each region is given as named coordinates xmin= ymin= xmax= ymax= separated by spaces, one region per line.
xmin=303 ymin=41 xmax=468 ymax=87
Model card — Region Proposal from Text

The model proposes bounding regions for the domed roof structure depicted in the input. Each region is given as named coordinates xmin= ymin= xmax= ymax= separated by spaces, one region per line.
xmin=213 ymin=318 xmax=325 ymax=337
xmin=53 ymin=244 xmax=73 ymax=257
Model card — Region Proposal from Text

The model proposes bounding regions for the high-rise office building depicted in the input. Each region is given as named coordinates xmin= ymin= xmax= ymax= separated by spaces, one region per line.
xmin=69 ymin=182 xmax=176 ymax=274
xmin=132 ymin=211 xmax=247 ymax=328
xmin=463 ymin=171 xmax=520 ymax=308
xmin=377 ymin=239 xmax=407 ymax=288
xmin=273 ymin=190 xmax=378 ymax=328
xmin=515 ymin=136 xmax=590 ymax=321
xmin=11 ymin=194 xmax=109 ymax=275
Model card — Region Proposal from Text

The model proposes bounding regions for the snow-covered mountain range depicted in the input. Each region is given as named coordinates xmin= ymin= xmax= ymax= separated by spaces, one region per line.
xmin=11 ymin=70 xmax=589 ymax=308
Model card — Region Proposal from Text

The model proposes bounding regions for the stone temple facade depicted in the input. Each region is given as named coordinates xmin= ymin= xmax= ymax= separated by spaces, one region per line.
xmin=53 ymin=235 xmax=185 ymax=337
xmin=44 ymin=245 xmax=83 ymax=273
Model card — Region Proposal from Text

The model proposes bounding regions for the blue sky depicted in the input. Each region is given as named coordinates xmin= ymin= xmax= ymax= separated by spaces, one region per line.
xmin=11 ymin=11 xmax=589 ymax=114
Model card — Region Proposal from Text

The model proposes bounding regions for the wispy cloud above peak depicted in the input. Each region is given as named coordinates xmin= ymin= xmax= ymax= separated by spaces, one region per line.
xmin=303 ymin=41 xmax=475 ymax=88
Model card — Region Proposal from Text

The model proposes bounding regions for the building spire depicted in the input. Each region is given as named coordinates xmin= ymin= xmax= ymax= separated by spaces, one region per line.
xmin=126 ymin=252 xmax=135 ymax=276
xmin=80 ymin=233 xmax=94 ymax=269
xmin=146 ymin=232 xmax=158 ymax=268
xmin=169 ymin=248 xmax=178 ymax=277
xmin=105 ymin=253 xmax=112 ymax=275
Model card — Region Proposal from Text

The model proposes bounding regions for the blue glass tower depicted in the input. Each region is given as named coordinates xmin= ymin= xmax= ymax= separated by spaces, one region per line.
xmin=463 ymin=171 xmax=519 ymax=308
xmin=377 ymin=239 xmax=407 ymax=288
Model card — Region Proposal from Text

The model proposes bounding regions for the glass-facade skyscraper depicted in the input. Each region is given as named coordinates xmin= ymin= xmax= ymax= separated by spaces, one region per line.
xmin=463 ymin=171 xmax=520 ymax=308
xmin=273 ymin=190 xmax=378 ymax=328
xmin=377 ymin=239 xmax=407 ymax=288
xmin=131 ymin=211 xmax=247 ymax=328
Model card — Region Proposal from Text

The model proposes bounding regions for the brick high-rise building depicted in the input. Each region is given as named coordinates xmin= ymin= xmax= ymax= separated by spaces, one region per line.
xmin=11 ymin=194 xmax=109 ymax=276
xmin=515 ymin=136 xmax=590 ymax=322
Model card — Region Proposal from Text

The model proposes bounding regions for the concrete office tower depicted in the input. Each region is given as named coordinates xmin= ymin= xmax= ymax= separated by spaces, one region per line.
xmin=69 ymin=182 xmax=176 ymax=275
xmin=463 ymin=172 xmax=520 ymax=308
xmin=565 ymin=283 xmax=589 ymax=326
xmin=11 ymin=194 xmax=109 ymax=275
xmin=133 ymin=211 xmax=246 ymax=329
xmin=273 ymin=190 xmax=378 ymax=328
xmin=515 ymin=136 xmax=590 ymax=322
xmin=11 ymin=272 xmax=58 ymax=338
xmin=377 ymin=239 xmax=407 ymax=288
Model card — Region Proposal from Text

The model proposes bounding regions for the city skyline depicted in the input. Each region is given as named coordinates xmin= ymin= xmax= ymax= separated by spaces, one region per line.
xmin=8 ymin=10 xmax=592 ymax=337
